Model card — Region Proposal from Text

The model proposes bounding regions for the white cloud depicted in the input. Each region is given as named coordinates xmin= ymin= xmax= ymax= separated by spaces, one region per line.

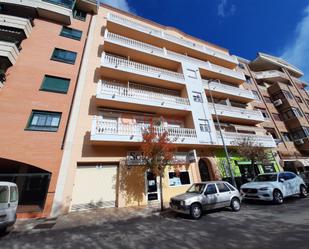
xmin=100 ymin=0 xmax=133 ymax=13
xmin=217 ymin=0 xmax=236 ymax=18
xmin=281 ymin=5 xmax=309 ymax=82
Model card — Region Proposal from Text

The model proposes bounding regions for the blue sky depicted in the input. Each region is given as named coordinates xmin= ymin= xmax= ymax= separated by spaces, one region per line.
xmin=101 ymin=0 xmax=309 ymax=82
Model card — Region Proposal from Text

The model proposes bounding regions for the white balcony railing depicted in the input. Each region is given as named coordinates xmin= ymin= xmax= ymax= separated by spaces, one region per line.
xmin=209 ymin=103 xmax=264 ymax=122
xmin=101 ymin=53 xmax=185 ymax=83
xmin=105 ymin=32 xmax=245 ymax=82
xmin=217 ymin=131 xmax=276 ymax=148
xmin=91 ymin=118 xmax=198 ymax=144
xmin=107 ymin=13 xmax=238 ymax=66
xmin=254 ymin=70 xmax=288 ymax=80
xmin=98 ymin=80 xmax=190 ymax=106
xmin=0 ymin=41 xmax=19 ymax=65
xmin=203 ymin=80 xmax=255 ymax=100
xmin=0 ymin=14 xmax=32 ymax=37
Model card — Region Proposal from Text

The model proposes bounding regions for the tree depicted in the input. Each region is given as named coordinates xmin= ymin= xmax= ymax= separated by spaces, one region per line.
xmin=140 ymin=123 xmax=175 ymax=211
xmin=233 ymin=136 xmax=270 ymax=178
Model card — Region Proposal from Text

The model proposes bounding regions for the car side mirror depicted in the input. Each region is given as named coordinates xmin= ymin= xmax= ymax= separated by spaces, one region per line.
xmin=279 ymin=178 xmax=285 ymax=183
xmin=204 ymin=192 xmax=208 ymax=196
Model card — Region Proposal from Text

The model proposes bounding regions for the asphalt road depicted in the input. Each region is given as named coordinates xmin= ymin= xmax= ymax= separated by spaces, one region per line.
xmin=1 ymin=197 xmax=309 ymax=249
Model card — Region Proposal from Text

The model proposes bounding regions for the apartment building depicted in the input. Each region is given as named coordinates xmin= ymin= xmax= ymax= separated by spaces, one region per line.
xmin=238 ymin=53 xmax=309 ymax=174
xmin=51 ymin=4 xmax=277 ymax=215
xmin=0 ymin=0 xmax=97 ymax=218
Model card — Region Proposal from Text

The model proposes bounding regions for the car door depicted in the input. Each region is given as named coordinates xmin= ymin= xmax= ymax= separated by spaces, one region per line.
xmin=216 ymin=182 xmax=233 ymax=208
xmin=8 ymin=186 xmax=18 ymax=221
xmin=0 ymin=185 xmax=9 ymax=223
xmin=286 ymin=172 xmax=299 ymax=194
xmin=202 ymin=184 xmax=219 ymax=210
xmin=284 ymin=172 xmax=296 ymax=196
xmin=278 ymin=173 xmax=290 ymax=196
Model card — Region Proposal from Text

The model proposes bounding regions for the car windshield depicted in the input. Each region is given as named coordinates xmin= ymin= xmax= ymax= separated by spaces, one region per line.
xmin=254 ymin=174 xmax=277 ymax=182
xmin=186 ymin=184 xmax=206 ymax=194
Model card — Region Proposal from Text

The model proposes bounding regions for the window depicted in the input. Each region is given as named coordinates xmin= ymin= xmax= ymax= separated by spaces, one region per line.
xmin=264 ymin=96 xmax=272 ymax=103
xmin=272 ymin=113 xmax=282 ymax=121
xmin=192 ymin=92 xmax=203 ymax=103
xmin=51 ymin=48 xmax=77 ymax=64
xmin=282 ymin=108 xmax=303 ymax=120
xmin=292 ymin=107 xmax=303 ymax=117
xmin=238 ymin=63 xmax=245 ymax=69
xmin=40 ymin=75 xmax=70 ymax=93
xmin=43 ymin=0 xmax=74 ymax=9
xmin=284 ymin=172 xmax=296 ymax=180
xmin=0 ymin=186 xmax=8 ymax=203
xmin=257 ymin=108 xmax=270 ymax=119
xmin=216 ymin=183 xmax=230 ymax=193
xmin=294 ymin=96 xmax=303 ymax=103
xmin=252 ymin=90 xmax=261 ymax=100
xmin=60 ymin=26 xmax=82 ymax=41
xmin=245 ymin=76 xmax=252 ymax=84
xmin=303 ymin=127 xmax=309 ymax=137
xmin=282 ymin=90 xmax=293 ymax=100
xmin=305 ymin=113 xmax=309 ymax=120
xmin=168 ymin=172 xmax=190 ymax=186
xmin=73 ymin=9 xmax=86 ymax=21
xmin=291 ymin=128 xmax=306 ymax=140
xmin=199 ymin=119 xmax=210 ymax=132
xmin=306 ymin=99 xmax=309 ymax=106
xmin=205 ymin=184 xmax=217 ymax=195
xmin=27 ymin=111 xmax=61 ymax=132
xmin=10 ymin=186 xmax=18 ymax=202
xmin=186 ymin=69 xmax=197 ymax=79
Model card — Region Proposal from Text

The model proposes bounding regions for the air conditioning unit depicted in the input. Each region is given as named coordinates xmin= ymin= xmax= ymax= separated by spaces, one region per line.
xmin=295 ymin=139 xmax=304 ymax=145
xmin=273 ymin=99 xmax=282 ymax=106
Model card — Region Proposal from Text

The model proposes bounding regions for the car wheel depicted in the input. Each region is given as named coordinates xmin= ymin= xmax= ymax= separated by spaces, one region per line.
xmin=300 ymin=185 xmax=308 ymax=198
xmin=190 ymin=203 xmax=202 ymax=220
xmin=273 ymin=189 xmax=283 ymax=204
xmin=230 ymin=198 xmax=241 ymax=212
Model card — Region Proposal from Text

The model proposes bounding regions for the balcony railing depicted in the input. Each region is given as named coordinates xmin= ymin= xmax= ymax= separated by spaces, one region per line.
xmin=217 ymin=131 xmax=276 ymax=148
xmin=0 ymin=41 xmax=19 ymax=65
xmin=91 ymin=118 xmax=198 ymax=144
xmin=0 ymin=14 xmax=33 ymax=38
xmin=42 ymin=0 xmax=74 ymax=9
xmin=101 ymin=53 xmax=185 ymax=82
xmin=105 ymin=32 xmax=244 ymax=82
xmin=107 ymin=13 xmax=238 ymax=66
xmin=254 ymin=70 xmax=288 ymax=80
xmin=209 ymin=103 xmax=264 ymax=122
xmin=203 ymin=80 xmax=254 ymax=100
xmin=98 ymin=80 xmax=190 ymax=106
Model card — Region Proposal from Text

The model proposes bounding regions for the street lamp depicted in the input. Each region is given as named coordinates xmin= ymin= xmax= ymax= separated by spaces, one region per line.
xmin=207 ymin=79 xmax=237 ymax=187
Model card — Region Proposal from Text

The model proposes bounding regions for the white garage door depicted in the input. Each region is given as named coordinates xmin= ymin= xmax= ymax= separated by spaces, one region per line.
xmin=70 ymin=165 xmax=117 ymax=211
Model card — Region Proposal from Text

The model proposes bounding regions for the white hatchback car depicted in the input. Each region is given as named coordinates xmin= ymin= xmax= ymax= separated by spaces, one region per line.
xmin=240 ymin=172 xmax=307 ymax=204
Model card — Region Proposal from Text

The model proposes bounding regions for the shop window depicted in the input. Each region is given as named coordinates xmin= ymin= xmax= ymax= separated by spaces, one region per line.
xmin=26 ymin=111 xmax=61 ymax=132
xmin=51 ymin=48 xmax=77 ymax=64
xmin=60 ymin=26 xmax=82 ymax=41
xmin=262 ymin=164 xmax=275 ymax=173
xmin=169 ymin=171 xmax=190 ymax=186
xmin=192 ymin=92 xmax=203 ymax=103
xmin=40 ymin=75 xmax=70 ymax=93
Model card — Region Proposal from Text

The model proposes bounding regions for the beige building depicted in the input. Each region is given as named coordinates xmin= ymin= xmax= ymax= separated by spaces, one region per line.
xmin=51 ymin=4 xmax=278 ymax=215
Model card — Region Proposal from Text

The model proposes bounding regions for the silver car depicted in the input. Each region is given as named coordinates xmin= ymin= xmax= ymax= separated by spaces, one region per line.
xmin=170 ymin=181 xmax=241 ymax=219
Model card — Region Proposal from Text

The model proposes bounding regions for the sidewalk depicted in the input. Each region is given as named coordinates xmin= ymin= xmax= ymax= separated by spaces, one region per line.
xmin=13 ymin=206 xmax=167 ymax=233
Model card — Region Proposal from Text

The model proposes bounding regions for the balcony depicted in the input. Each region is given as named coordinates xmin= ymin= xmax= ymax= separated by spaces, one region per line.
xmin=100 ymin=53 xmax=185 ymax=88
xmin=96 ymin=80 xmax=190 ymax=114
xmin=208 ymin=103 xmax=265 ymax=124
xmin=104 ymin=31 xmax=245 ymax=84
xmin=91 ymin=117 xmax=199 ymax=145
xmin=203 ymin=79 xmax=254 ymax=102
xmin=0 ymin=14 xmax=33 ymax=39
xmin=254 ymin=70 xmax=289 ymax=83
xmin=217 ymin=131 xmax=276 ymax=148
xmin=75 ymin=0 xmax=98 ymax=14
xmin=3 ymin=0 xmax=73 ymax=24
xmin=106 ymin=13 xmax=238 ymax=69
xmin=0 ymin=41 xmax=19 ymax=65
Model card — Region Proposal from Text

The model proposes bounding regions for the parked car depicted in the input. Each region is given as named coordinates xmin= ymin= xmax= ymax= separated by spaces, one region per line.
xmin=299 ymin=171 xmax=309 ymax=189
xmin=170 ymin=181 xmax=241 ymax=219
xmin=240 ymin=172 xmax=307 ymax=204
xmin=0 ymin=182 xmax=18 ymax=233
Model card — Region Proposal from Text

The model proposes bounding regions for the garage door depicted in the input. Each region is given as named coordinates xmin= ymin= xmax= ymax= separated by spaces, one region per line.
xmin=70 ymin=165 xmax=117 ymax=211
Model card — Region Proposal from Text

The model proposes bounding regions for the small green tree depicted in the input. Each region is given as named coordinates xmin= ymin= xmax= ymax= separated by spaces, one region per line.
xmin=141 ymin=123 xmax=175 ymax=211
xmin=233 ymin=136 xmax=270 ymax=177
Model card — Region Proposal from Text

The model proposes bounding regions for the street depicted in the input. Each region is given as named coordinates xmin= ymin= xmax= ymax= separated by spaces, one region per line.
xmin=1 ymin=197 xmax=309 ymax=249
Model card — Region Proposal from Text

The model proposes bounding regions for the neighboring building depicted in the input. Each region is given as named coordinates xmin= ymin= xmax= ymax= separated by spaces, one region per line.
xmin=238 ymin=53 xmax=309 ymax=175
xmin=0 ymin=0 xmax=98 ymax=218
xmin=52 ymin=4 xmax=277 ymax=215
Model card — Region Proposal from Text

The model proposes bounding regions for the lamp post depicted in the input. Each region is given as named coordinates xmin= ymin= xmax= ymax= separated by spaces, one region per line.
xmin=207 ymin=79 xmax=237 ymax=187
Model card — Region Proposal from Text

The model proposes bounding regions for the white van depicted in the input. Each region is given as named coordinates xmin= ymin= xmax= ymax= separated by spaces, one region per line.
xmin=0 ymin=182 xmax=18 ymax=233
